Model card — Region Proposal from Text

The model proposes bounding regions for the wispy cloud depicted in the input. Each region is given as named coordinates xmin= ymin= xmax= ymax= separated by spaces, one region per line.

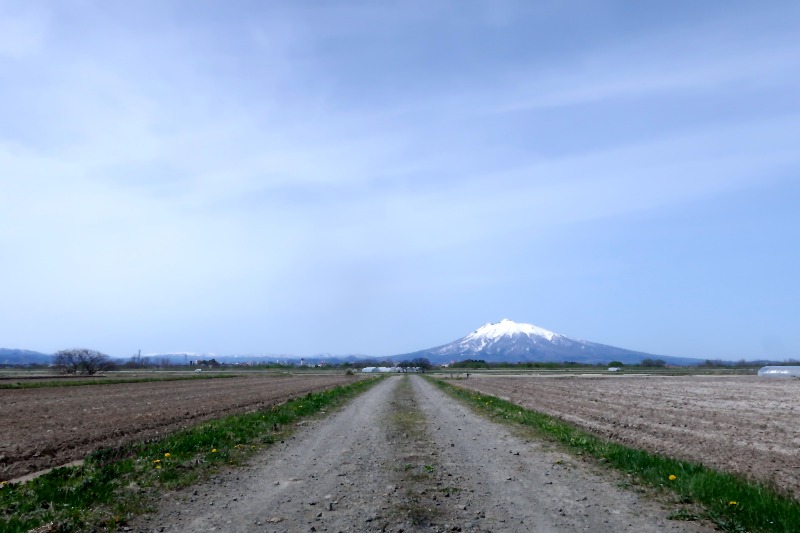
xmin=1 ymin=1 xmax=798 ymax=356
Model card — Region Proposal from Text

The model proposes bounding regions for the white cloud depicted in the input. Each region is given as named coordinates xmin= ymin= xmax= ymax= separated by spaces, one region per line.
xmin=1 ymin=1 xmax=798 ymax=355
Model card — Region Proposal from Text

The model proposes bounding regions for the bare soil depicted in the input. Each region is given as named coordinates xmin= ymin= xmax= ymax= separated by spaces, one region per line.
xmin=0 ymin=375 xmax=357 ymax=481
xmin=132 ymin=376 xmax=711 ymax=532
xmin=452 ymin=374 xmax=800 ymax=499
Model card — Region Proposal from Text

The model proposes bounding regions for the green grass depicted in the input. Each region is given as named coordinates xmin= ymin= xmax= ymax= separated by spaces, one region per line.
xmin=431 ymin=377 xmax=800 ymax=533
xmin=0 ymin=377 xmax=379 ymax=533
xmin=0 ymin=374 xmax=241 ymax=389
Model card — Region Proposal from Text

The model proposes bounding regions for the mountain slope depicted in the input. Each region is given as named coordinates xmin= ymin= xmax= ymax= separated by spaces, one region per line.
xmin=396 ymin=319 xmax=699 ymax=365
xmin=0 ymin=348 xmax=53 ymax=365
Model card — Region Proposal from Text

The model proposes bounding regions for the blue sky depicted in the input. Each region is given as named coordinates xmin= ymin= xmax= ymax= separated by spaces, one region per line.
xmin=1 ymin=1 xmax=798 ymax=360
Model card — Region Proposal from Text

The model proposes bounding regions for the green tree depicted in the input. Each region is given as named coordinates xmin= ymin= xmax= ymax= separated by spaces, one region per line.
xmin=451 ymin=359 xmax=490 ymax=369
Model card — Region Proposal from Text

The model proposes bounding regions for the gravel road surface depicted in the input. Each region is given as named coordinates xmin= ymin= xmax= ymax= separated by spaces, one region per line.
xmin=132 ymin=376 xmax=711 ymax=532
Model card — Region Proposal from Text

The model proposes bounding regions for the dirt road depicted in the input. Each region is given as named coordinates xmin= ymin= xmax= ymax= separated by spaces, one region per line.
xmin=133 ymin=376 xmax=710 ymax=532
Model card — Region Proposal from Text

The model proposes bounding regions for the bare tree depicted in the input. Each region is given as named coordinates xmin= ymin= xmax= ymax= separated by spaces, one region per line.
xmin=53 ymin=348 xmax=113 ymax=375
xmin=53 ymin=350 xmax=81 ymax=374
xmin=411 ymin=357 xmax=432 ymax=373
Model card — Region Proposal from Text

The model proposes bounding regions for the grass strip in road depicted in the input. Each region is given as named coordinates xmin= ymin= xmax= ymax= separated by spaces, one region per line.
xmin=431 ymin=377 xmax=800 ymax=533
xmin=389 ymin=376 xmax=448 ymax=527
xmin=0 ymin=377 xmax=380 ymax=533
xmin=0 ymin=374 xmax=240 ymax=389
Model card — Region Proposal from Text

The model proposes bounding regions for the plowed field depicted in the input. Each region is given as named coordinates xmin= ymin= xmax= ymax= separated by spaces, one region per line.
xmin=0 ymin=374 xmax=357 ymax=481
xmin=452 ymin=375 xmax=800 ymax=499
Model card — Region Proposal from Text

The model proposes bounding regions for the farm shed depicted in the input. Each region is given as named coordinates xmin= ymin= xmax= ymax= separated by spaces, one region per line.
xmin=757 ymin=366 xmax=800 ymax=378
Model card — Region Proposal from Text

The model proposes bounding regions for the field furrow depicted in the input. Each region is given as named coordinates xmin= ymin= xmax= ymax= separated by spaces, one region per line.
xmin=453 ymin=375 xmax=800 ymax=498
xmin=0 ymin=374 xmax=356 ymax=481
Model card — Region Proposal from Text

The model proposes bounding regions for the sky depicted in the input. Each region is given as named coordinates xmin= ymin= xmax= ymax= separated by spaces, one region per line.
xmin=1 ymin=1 xmax=799 ymax=361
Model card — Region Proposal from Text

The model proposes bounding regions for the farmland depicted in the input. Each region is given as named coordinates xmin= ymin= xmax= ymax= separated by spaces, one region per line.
xmin=3 ymin=373 xmax=799 ymax=532
xmin=449 ymin=374 xmax=800 ymax=499
xmin=0 ymin=373 xmax=358 ymax=481
xmin=131 ymin=376 xmax=713 ymax=533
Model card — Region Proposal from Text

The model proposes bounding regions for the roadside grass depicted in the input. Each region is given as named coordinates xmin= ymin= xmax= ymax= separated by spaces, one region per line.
xmin=0 ymin=377 xmax=379 ymax=533
xmin=431 ymin=377 xmax=800 ymax=533
xmin=0 ymin=374 xmax=240 ymax=389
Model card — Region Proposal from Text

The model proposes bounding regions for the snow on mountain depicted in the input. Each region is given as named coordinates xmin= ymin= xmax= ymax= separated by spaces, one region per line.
xmin=432 ymin=319 xmax=569 ymax=359
xmin=462 ymin=319 xmax=559 ymax=344
xmin=396 ymin=319 xmax=700 ymax=365
xmin=145 ymin=352 xmax=203 ymax=357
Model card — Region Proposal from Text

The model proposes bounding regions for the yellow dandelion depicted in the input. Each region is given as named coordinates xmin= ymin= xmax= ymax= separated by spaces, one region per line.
xmin=668 ymin=475 xmax=677 ymax=481
xmin=728 ymin=501 xmax=738 ymax=506
xmin=153 ymin=459 xmax=161 ymax=463
xmin=156 ymin=465 xmax=162 ymax=469
xmin=164 ymin=452 xmax=171 ymax=458
xmin=211 ymin=448 xmax=217 ymax=453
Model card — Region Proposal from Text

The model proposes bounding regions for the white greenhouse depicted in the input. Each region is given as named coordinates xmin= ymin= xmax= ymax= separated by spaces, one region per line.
xmin=757 ymin=366 xmax=800 ymax=378
xmin=361 ymin=367 xmax=402 ymax=373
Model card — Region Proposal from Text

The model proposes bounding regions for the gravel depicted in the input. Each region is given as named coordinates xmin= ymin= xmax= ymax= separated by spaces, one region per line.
xmin=130 ymin=376 xmax=712 ymax=532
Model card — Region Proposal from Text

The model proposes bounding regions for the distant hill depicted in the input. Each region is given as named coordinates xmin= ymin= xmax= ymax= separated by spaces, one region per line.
xmin=136 ymin=353 xmax=371 ymax=366
xmin=1 ymin=321 xmax=707 ymax=367
xmin=393 ymin=319 xmax=702 ymax=365
xmin=0 ymin=348 xmax=53 ymax=365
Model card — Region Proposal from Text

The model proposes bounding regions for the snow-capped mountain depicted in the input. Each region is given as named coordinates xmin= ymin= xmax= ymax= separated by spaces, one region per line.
xmin=459 ymin=320 xmax=563 ymax=351
xmin=396 ymin=319 xmax=699 ymax=365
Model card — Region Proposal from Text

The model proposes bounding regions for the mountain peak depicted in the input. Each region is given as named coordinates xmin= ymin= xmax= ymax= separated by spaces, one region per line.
xmin=396 ymin=320 xmax=699 ymax=366
xmin=465 ymin=319 xmax=559 ymax=342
